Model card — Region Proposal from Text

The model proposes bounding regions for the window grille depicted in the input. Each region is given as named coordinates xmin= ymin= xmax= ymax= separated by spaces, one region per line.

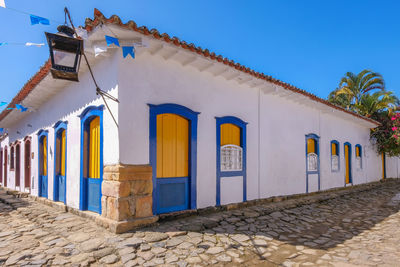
xmin=307 ymin=153 xmax=318 ymax=172
xmin=331 ymin=155 xmax=339 ymax=171
xmin=221 ymin=145 xmax=242 ymax=171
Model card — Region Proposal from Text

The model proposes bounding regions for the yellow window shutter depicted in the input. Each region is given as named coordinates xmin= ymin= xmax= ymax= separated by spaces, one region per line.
xmin=221 ymin=123 xmax=240 ymax=146
xmin=307 ymin=139 xmax=316 ymax=154
xmin=331 ymin=143 xmax=337 ymax=156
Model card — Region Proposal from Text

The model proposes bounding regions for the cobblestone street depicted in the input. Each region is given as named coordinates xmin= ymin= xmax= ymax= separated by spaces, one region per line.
xmin=0 ymin=180 xmax=400 ymax=266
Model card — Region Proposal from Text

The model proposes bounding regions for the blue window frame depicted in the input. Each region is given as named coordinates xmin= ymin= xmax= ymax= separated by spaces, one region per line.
xmin=37 ymin=129 xmax=49 ymax=198
xmin=330 ymin=140 xmax=340 ymax=172
xmin=215 ymin=116 xmax=247 ymax=206
xmin=149 ymin=103 xmax=199 ymax=214
xmin=355 ymin=144 xmax=362 ymax=170
xmin=53 ymin=120 xmax=68 ymax=204
xmin=305 ymin=133 xmax=320 ymax=192
xmin=79 ymin=105 xmax=104 ymax=213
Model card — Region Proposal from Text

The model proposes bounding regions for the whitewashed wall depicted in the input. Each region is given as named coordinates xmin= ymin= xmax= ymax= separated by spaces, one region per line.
xmin=118 ymin=51 xmax=388 ymax=210
xmin=0 ymin=45 xmax=397 ymax=212
xmin=0 ymin=52 xmax=120 ymax=209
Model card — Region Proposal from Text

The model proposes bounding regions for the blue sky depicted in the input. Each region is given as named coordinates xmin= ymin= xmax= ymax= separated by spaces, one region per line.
xmin=1 ymin=0 xmax=400 ymax=112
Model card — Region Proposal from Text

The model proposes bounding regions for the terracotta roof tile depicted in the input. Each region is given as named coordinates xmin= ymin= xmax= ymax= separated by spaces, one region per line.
xmin=0 ymin=8 xmax=379 ymax=126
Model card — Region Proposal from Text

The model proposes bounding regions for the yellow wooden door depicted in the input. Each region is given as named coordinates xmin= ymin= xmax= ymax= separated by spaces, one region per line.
xmin=157 ymin=114 xmax=189 ymax=178
xmin=345 ymin=145 xmax=350 ymax=183
xmin=42 ymin=136 xmax=47 ymax=176
xmin=61 ymin=130 xmax=66 ymax=176
xmin=382 ymin=153 xmax=386 ymax=179
xmin=89 ymin=117 xmax=100 ymax=179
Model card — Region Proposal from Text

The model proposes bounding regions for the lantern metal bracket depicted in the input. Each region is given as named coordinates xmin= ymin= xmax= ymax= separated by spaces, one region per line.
xmin=64 ymin=7 xmax=119 ymax=128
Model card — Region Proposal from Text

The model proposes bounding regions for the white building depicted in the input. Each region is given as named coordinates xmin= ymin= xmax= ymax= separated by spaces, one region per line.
xmin=0 ymin=9 xmax=398 ymax=232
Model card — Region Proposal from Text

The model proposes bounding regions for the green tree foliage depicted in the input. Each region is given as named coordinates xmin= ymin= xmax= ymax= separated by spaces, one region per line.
xmin=328 ymin=70 xmax=400 ymax=156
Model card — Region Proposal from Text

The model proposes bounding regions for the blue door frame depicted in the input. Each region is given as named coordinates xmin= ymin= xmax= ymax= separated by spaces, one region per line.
xmin=79 ymin=105 xmax=104 ymax=214
xmin=149 ymin=103 xmax=199 ymax=215
xmin=305 ymin=133 xmax=320 ymax=193
xmin=37 ymin=129 xmax=48 ymax=198
xmin=53 ymin=121 xmax=68 ymax=204
xmin=215 ymin=116 xmax=247 ymax=206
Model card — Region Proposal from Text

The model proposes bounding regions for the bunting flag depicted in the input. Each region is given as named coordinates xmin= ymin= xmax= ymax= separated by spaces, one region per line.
xmin=6 ymin=108 xmax=14 ymax=110
xmin=94 ymin=45 xmax=107 ymax=57
xmin=0 ymin=0 xmax=5 ymax=8
xmin=122 ymin=46 xmax=135 ymax=59
xmin=30 ymin=15 xmax=50 ymax=26
xmin=0 ymin=43 xmax=7 ymax=46
xmin=15 ymin=104 xmax=28 ymax=112
xmin=25 ymin=42 xmax=45 ymax=47
xmin=105 ymin=35 xmax=120 ymax=47
xmin=0 ymin=101 xmax=7 ymax=106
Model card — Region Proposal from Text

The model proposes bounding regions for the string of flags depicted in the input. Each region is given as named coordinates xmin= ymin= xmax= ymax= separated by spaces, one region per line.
xmin=0 ymin=101 xmax=28 ymax=112
xmin=0 ymin=0 xmax=61 ymax=26
xmin=0 ymin=42 xmax=45 ymax=47
xmin=104 ymin=35 xmax=135 ymax=59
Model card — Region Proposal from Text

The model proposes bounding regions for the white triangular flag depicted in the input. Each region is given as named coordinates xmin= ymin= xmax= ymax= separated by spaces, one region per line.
xmin=0 ymin=0 xmax=6 ymax=8
xmin=94 ymin=45 xmax=107 ymax=57
xmin=25 ymin=42 xmax=45 ymax=47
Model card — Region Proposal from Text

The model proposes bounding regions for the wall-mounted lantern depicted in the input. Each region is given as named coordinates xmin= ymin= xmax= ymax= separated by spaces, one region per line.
xmin=45 ymin=25 xmax=83 ymax=81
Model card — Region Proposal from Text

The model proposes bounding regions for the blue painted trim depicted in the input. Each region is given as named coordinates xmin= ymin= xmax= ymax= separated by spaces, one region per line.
xmin=155 ymin=177 xmax=189 ymax=214
xmin=216 ymin=116 xmax=248 ymax=206
xmin=355 ymin=144 xmax=362 ymax=169
xmin=305 ymin=133 xmax=320 ymax=193
xmin=344 ymin=142 xmax=353 ymax=184
xmin=148 ymin=103 xmax=199 ymax=215
xmin=79 ymin=106 xmax=103 ymax=213
xmin=78 ymin=105 xmax=105 ymax=119
xmin=53 ymin=121 xmax=67 ymax=204
xmin=330 ymin=140 xmax=340 ymax=172
xmin=37 ymin=129 xmax=49 ymax=198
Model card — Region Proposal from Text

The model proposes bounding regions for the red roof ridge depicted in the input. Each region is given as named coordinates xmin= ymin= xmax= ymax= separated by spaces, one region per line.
xmin=0 ymin=8 xmax=379 ymax=126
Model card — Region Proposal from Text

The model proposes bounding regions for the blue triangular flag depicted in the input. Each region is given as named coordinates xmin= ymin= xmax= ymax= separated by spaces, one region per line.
xmin=105 ymin=35 xmax=120 ymax=47
xmin=122 ymin=46 xmax=135 ymax=59
xmin=6 ymin=107 xmax=14 ymax=110
xmin=30 ymin=15 xmax=50 ymax=26
xmin=15 ymin=104 xmax=28 ymax=112
xmin=0 ymin=128 xmax=3 ymax=134
xmin=0 ymin=101 xmax=6 ymax=106
xmin=0 ymin=42 xmax=7 ymax=47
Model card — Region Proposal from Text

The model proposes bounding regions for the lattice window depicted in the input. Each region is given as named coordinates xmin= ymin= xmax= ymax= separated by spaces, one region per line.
xmin=221 ymin=145 xmax=242 ymax=171
xmin=331 ymin=155 xmax=339 ymax=171
xmin=307 ymin=153 xmax=318 ymax=172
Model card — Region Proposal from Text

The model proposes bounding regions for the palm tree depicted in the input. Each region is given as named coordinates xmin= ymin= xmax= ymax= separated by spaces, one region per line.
xmin=335 ymin=70 xmax=385 ymax=105
xmin=355 ymin=91 xmax=399 ymax=117
xmin=328 ymin=88 xmax=352 ymax=110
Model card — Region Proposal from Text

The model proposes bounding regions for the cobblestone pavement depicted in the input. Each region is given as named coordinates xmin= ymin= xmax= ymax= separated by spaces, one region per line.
xmin=1 ymin=181 xmax=400 ymax=267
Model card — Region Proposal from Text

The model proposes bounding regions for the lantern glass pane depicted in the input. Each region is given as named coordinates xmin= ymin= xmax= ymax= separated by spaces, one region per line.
xmin=53 ymin=49 xmax=76 ymax=68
